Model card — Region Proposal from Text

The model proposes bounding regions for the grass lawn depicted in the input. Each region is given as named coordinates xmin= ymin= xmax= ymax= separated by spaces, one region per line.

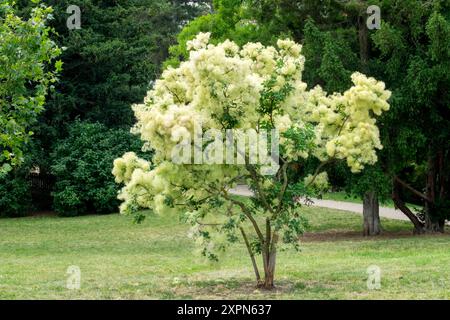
xmin=0 ymin=207 xmax=449 ymax=299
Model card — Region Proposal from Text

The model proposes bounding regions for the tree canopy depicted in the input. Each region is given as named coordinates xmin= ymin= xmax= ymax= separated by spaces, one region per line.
xmin=0 ymin=0 xmax=61 ymax=176
xmin=113 ymin=34 xmax=390 ymax=288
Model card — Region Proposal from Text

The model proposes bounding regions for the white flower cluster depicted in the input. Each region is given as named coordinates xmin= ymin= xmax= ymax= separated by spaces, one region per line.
xmin=304 ymin=172 xmax=330 ymax=194
xmin=303 ymin=73 xmax=391 ymax=172
xmin=112 ymin=152 xmax=150 ymax=184
xmin=113 ymin=33 xmax=390 ymax=218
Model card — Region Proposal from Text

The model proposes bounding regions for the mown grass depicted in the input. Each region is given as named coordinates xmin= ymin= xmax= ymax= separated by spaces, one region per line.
xmin=0 ymin=207 xmax=449 ymax=299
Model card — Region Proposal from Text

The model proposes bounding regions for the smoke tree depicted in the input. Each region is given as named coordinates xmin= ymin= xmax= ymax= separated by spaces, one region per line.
xmin=113 ymin=34 xmax=390 ymax=289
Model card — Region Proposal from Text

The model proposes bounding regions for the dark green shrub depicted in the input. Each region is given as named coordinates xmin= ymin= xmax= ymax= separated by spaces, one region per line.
xmin=0 ymin=171 xmax=33 ymax=217
xmin=50 ymin=121 xmax=146 ymax=216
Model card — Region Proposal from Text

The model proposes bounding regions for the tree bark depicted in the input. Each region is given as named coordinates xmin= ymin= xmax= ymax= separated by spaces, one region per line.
xmin=262 ymin=247 xmax=277 ymax=289
xmin=260 ymin=232 xmax=278 ymax=290
xmin=357 ymin=11 xmax=369 ymax=72
xmin=240 ymin=227 xmax=261 ymax=284
xmin=392 ymin=179 xmax=425 ymax=234
xmin=424 ymin=212 xmax=445 ymax=233
xmin=263 ymin=251 xmax=276 ymax=289
xmin=363 ymin=191 xmax=381 ymax=236
xmin=424 ymin=154 xmax=446 ymax=233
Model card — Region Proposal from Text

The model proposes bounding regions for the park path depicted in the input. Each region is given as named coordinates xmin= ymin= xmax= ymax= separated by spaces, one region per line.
xmin=229 ymin=185 xmax=410 ymax=221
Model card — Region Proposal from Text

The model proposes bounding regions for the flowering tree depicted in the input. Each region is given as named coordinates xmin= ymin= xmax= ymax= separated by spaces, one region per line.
xmin=113 ymin=33 xmax=390 ymax=289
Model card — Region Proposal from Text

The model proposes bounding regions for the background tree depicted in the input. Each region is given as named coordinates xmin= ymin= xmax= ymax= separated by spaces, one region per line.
xmin=372 ymin=0 xmax=450 ymax=233
xmin=27 ymin=0 xmax=211 ymax=170
xmin=341 ymin=164 xmax=391 ymax=235
xmin=50 ymin=120 xmax=146 ymax=216
xmin=1 ymin=0 xmax=211 ymax=215
xmin=0 ymin=0 xmax=61 ymax=176
xmin=113 ymin=34 xmax=391 ymax=289
xmin=32 ymin=0 xmax=211 ymax=129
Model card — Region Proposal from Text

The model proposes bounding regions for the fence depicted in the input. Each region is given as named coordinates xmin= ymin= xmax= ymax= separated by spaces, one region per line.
xmin=29 ymin=173 xmax=55 ymax=210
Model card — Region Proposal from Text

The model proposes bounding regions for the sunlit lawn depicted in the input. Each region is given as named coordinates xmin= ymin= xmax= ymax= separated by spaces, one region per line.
xmin=0 ymin=207 xmax=449 ymax=299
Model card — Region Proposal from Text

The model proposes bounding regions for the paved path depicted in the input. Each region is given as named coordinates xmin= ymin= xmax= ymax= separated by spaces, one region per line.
xmin=229 ymin=185 xmax=409 ymax=221
xmin=307 ymin=198 xmax=409 ymax=221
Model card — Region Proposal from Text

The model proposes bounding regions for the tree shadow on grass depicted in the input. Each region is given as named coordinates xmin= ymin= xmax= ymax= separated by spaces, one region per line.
xmin=301 ymin=230 xmax=449 ymax=242
xmin=163 ymin=278 xmax=338 ymax=299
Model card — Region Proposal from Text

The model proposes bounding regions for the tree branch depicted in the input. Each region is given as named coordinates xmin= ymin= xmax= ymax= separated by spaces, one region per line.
xmin=276 ymin=161 xmax=289 ymax=215
xmin=305 ymin=159 xmax=333 ymax=188
xmin=221 ymin=188 xmax=265 ymax=243
xmin=392 ymin=179 xmax=424 ymax=233
xmin=394 ymin=176 xmax=432 ymax=203
xmin=240 ymin=227 xmax=261 ymax=282
xmin=246 ymin=164 xmax=274 ymax=214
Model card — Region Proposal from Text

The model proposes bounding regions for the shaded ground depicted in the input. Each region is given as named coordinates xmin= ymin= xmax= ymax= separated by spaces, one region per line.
xmin=29 ymin=211 xmax=57 ymax=217
xmin=301 ymin=230 xmax=449 ymax=242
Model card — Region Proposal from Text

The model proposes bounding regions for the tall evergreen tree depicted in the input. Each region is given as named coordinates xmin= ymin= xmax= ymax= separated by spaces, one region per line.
xmin=372 ymin=0 xmax=450 ymax=232
xmin=22 ymin=0 xmax=210 ymax=167
xmin=2 ymin=0 xmax=211 ymax=215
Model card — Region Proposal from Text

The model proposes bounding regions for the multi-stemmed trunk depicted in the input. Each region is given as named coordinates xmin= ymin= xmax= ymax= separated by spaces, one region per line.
xmin=261 ymin=231 xmax=278 ymax=289
xmin=363 ymin=191 xmax=381 ymax=236
xmin=393 ymin=149 xmax=448 ymax=234
xmin=261 ymin=250 xmax=277 ymax=289
xmin=240 ymin=226 xmax=278 ymax=290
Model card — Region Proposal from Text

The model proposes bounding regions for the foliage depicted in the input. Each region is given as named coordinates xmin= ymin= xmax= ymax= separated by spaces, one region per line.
xmin=343 ymin=164 xmax=391 ymax=203
xmin=0 ymin=169 xmax=33 ymax=217
xmin=304 ymin=172 xmax=330 ymax=196
xmin=372 ymin=0 xmax=450 ymax=228
xmin=7 ymin=0 xmax=209 ymax=180
xmin=113 ymin=35 xmax=390 ymax=287
xmin=164 ymin=0 xmax=284 ymax=69
xmin=0 ymin=0 xmax=61 ymax=175
xmin=50 ymin=121 xmax=144 ymax=216
xmin=4 ymin=1 xmax=208 ymax=213
xmin=29 ymin=0 xmax=212 ymax=130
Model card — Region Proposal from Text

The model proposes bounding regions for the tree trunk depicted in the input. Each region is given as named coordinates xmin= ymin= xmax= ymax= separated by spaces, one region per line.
xmin=392 ymin=179 xmax=425 ymax=234
xmin=262 ymin=250 xmax=276 ymax=289
xmin=358 ymin=14 xmax=369 ymax=72
xmin=363 ymin=191 xmax=381 ymax=236
xmin=260 ymin=233 xmax=278 ymax=290
xmin=240 ymin=227 xmax=261 ymax=284
xmin=425 ymin=213 xmax=445 ymax=233
xmin=424 ymin=154 xmax=446 ymax=233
